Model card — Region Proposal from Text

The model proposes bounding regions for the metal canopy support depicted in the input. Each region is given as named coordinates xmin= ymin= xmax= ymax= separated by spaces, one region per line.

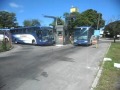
xmin=43 ymin=15 xmax=58 ymax=26
xmin=43 ymin=15 xmax=58 ymax=44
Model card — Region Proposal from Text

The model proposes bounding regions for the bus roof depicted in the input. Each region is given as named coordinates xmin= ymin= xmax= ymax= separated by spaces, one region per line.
xmin=0 ymin=28 xmax=10 ymax=31
xmin=10 ymin=26 xmax=52 ymax=30
xmin=75 ymin=26 xmax=93 ymax=30
xmin=75 ymin=26 xmax=92 ymax=28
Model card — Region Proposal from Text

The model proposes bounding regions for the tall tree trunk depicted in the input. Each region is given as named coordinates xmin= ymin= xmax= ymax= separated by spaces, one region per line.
xmin=114 ymin=36 xmax=116 ymax=43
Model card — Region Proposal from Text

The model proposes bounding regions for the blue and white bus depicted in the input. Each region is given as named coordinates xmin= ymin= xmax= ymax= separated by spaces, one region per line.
xmin=10 ymin=26 xmax=55 ymax=45
xmin=73 ymin=26 xmax=94 ymax=45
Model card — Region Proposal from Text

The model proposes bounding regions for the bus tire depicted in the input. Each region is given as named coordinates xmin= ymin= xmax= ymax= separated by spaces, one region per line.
xmin=14 ymin=39 xmax=18 ymax=44
xmin=32 ymin=39 xmax=35 ymax=45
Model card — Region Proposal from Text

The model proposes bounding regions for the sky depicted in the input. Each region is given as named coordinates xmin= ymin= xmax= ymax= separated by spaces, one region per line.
xmin=0 ymin=0 xmax=120 ymax=26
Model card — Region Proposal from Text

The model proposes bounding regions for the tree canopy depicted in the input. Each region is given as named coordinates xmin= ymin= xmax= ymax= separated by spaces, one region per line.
xmin=104 ymin=20 xmax=120 ymax=38
xmin=77 ymin=9 xmax=105 ymax=28
xmin=63 ymin=9 xmax=105 ymax=34
xmin=23 ymin=19 xmax=41 ymax=27
xmin=0 ymin=11 xmax=18 ymax=28
xmin=49 ymin=17 xmax=64 ymax=26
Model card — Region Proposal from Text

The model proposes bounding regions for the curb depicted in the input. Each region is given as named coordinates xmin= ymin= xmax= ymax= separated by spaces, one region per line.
xmin=90 ymin=42 xmax=111 ymax=90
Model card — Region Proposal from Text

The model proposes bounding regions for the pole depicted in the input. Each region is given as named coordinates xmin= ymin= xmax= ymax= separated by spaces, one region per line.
xmin=97 ymin=14 xmax=100 ymax=30
xmin=43 ymin=15 xmax=58 ymax=44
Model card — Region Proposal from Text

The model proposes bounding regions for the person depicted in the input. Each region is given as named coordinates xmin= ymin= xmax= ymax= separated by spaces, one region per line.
xmin=69 ymin=35 xmax=73 ymax=44
xmin=92 ymin=35 xmax=98 ymax=48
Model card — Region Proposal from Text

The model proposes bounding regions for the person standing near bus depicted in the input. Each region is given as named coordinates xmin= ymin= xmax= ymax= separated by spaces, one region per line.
xmin=92 ymin=35 xmax=98 ymax=48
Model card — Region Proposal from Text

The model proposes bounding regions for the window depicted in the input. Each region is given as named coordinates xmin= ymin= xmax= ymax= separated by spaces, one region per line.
xmin=58 ymin=31 xmax=62 ymax=36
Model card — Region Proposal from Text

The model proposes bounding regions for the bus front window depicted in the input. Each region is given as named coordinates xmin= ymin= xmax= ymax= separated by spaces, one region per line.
xmin=36 ymin=30 xmax=42 ymax=39
xmin=74 ymin=29 xmax=80 ymax=39
xmin=42 ymin=30 xmax=49 ymax=41
xmin=79 ymin=28 xmax=88 ymax=40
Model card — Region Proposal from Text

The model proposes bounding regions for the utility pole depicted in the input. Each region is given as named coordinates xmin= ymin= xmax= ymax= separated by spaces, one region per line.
xmin=97 ymin=14 xmax=100 ymax=30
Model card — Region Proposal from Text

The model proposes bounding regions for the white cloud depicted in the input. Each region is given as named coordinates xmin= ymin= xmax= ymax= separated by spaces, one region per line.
xmin=9 ymin=2 xmax=23 ymax=8
xmin=9 ymin=2 xmax=24 ymax=13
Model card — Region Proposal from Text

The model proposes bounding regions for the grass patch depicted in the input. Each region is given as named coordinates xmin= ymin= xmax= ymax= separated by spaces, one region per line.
xmin=0 ymin=41 xmax=12 ymax=52
xmin=95 ymin=42 xmax=120 ymax=90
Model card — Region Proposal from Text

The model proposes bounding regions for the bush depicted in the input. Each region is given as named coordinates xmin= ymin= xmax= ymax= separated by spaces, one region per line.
xmin=0 ymin=40 xmax=11 ymax=52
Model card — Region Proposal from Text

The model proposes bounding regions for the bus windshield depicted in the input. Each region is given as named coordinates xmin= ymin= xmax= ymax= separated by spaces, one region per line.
xmin=74 ymin=28 xmax=88 ymax=40
xmin=42 ymin=30 xmax=49 ymax=40
xmin=41 ymin=27 xmax=53 ymax=41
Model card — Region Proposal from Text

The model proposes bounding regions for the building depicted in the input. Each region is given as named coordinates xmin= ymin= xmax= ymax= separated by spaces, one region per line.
xmin=100 ymin=27 xmax=104 ymax=37
xmin=70 ymin=6 xmax=79 ymax=13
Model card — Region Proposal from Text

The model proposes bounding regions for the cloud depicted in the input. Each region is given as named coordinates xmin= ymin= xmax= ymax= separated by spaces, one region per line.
xmin=9 ymin=2 xmax=23 ymax=8
xmin=9 ymin=2 xmax=24 ymax=13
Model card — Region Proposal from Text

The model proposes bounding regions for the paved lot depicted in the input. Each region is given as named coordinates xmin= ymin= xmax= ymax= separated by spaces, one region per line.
xmin=0 ymin=41 xmax=110 ymax=90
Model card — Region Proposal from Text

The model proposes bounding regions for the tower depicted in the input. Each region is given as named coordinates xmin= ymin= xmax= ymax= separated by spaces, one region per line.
xmin=70 ymin=6 xmax=79 ymax=13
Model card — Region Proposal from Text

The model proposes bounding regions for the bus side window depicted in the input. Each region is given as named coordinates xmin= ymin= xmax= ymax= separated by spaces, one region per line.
xmin=22 ymin=28 xmax=26 ymax=33
xmin=15 ymin=30 xmax=17 ymax=34
xmin=26 ymin=29 xmax=28 ymax=33
xmin=13 ymin=30 xmax=15 ymax=34
xmin=31 ymin=28 xmax=34 ymax=33
xmin=18 ymin=29 xmax=21 ymax=33
xmin=0 ymin=30 xmax=3 ymax=34
xmin=28 ymin=28 xmax=32 ymax=33
xmin=36 ymin=30 xmax=42 ymax=38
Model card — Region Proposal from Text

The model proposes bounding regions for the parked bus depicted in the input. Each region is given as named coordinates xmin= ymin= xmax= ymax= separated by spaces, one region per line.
xmin=0 ymin=29 xmax=10 ymax=42
xmin=10 ymin=26 xmax=55 ymax=45
xmin=73 ymin=26 xmax=94 ymax=45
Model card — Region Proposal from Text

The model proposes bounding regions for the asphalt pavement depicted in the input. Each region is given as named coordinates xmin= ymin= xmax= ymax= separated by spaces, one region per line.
xmin=0 ymin=41 xmax=110 ymax=90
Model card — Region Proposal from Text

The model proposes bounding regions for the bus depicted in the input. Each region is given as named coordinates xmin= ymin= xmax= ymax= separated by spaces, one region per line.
xmin=0 ymin=29 xmax=10 ymax=42
xmin=10 ymin=26 xmax=55 ymax=45
xmin=73 ymin=26 xmax=95 ymax=45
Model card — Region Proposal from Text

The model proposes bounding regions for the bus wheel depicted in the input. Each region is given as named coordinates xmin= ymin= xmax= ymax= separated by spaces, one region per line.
xmin=32 ymin=39 xmax=35 ymax=45
xmin=14 ymin=39 xmax=17 ymax=44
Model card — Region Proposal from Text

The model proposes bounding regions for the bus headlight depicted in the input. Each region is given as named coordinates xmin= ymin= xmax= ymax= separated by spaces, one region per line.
xmin=43 ymin=39 xmax=48 ymax=42
xmin=84 ymin=41 xmax=88 ymax=42
xmin=74 ymin=39 xmax=77 ymax=42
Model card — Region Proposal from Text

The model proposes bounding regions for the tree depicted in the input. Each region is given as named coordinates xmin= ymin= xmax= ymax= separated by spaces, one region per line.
xmin=23 ymin=19 xmax=41 ymax=27
xmin=31 ymin=19 xmax=41 ymax=26
xmin=23 ymin=20 xmax=32 ymax=27
xmin=63 ymin=9 xmax=105 ymax=37
xmin=75 ymin=9 xmax=105 ymax=29
xmin=63 ymin=12 xmax=80 ymax=35
xmin=0 ymin=11 xmax=18 ymax=28
xmin=104 ymin=20 xmax=120 ymax=43
xmin=49 ymin=17 xmax=64 ymax=26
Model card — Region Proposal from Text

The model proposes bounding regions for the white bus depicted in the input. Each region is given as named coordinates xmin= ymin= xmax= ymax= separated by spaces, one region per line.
xmin=10 ymin=26 xmax=55 ymax=45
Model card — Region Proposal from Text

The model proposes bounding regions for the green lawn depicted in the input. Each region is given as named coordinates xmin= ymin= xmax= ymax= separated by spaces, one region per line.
xmin=95 ymin=42 xmax=120 ymax=90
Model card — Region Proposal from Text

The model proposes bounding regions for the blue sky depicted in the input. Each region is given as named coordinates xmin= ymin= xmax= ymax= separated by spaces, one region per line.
xmin=0 ymin=0 xmax=120 ymax=26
